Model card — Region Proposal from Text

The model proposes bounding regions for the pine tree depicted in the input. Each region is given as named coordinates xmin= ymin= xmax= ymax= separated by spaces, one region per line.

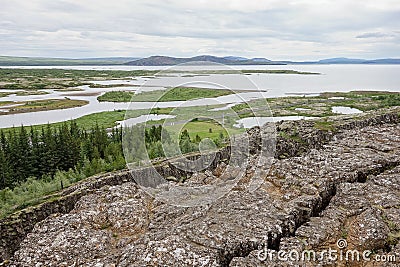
xmin=29 ymin=127 xmax=41 ymax=178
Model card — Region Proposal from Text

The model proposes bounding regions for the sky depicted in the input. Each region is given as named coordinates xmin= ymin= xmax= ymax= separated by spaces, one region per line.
xmin=0 ymin=0 xmax=399 ymax=60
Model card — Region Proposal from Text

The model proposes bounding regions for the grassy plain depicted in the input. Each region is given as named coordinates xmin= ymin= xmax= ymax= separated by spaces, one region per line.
xmin=98 ymin=87 xmax=235 ymax=102
xmin=233 ymin=91 xmax=400 ymax=118
xmin=0 ymin=68 xmax=158 ymax=90
xmin=0 ymin=99 xmax=88 ymax=115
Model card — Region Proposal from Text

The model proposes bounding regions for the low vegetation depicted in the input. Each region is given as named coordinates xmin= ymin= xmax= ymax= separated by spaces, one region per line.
xmin=0 ymin=107 xmax=177 ymax=134
xmin=98 ymin=87 xmax=235 ymax=102
xmin=166 ymin=119 xmax=242 ymax=140
xmin=314 ymin=120 xmax=336 ymax=131
xmin=97 ymin=91 xmax=135 ymax=102
xmin=0 ymin=68 xmax=317 ymax=93
xmin=240 ymin=69 xmax=319 ymax=75
xmin=0 ymin=119 xmax=230 ymax=218
xmin=0 ymin=99 xmax=88 ymax=115
xmin=232 ymin=91 xmax=400 ymax=118
xmin=0 ymin=68 xmax=158 ymax=91
xmin=0 ymin=90 xmax=49 ymax=98
xmin=89 ymin=83 xmax=137 ymax=88
xmin=190 ymin=69 xmax=320 ymax=75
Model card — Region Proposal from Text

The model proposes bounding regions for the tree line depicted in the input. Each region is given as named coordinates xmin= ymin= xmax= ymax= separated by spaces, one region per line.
xmin=0 ymin=122 xmax=124 ymax=190
xmin=0 ymin=122 xmax=225 ymax=191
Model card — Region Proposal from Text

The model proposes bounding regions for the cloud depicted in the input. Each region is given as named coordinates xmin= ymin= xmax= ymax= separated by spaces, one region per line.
xmin=0 ymin=0 xmax=399 ymax=59
xmin=356 ymin=32 xmax=395 ymax=39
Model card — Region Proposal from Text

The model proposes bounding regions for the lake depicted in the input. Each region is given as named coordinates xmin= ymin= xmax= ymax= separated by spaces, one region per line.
xmin=0 ymin=64 xmax=399 ymax=128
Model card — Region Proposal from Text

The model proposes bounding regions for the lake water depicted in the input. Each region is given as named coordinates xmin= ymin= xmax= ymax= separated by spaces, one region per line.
xmin=116 ymin=114 xmax=176 ymax=127
xmin=331 ymin=106 xmax=363 ymax=114
xmin=0 ymin=64 xmax=399 ymax=128
xmin=234 ymin=116 xmax=317 ymax=128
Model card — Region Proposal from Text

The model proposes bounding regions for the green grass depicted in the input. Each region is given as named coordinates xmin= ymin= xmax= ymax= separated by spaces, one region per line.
xmin=71 ymin=110 xmax=127 ymax=129
xmin=189 ymin=70 xmax=320 ymax=75
xmin=0 ymin=107 xmax=177 ymax=134
xmin=3 ymin=90 xmax=399 ymax=134
xmin=0 ymin=68 xmax=320 ymax=93
xmin=241 ymin=69 xmax=320 ymax=75
xmin=0 ymin=56 xmax=136 ymax=66
xmin=0 ymin=101 xmax=14 ymax=107
xmin=0 ymin=99 xmax=89 ymax=115
xmin=0 ymin=110 xmax=125 ymax=134
xmin=98 ymin=87 xmax=235 ymax=103
xmin=0 ymin=68 xmax=159 ymax=90
xmin=0 ymin=170 xmax=85 ymax=219
xmin=98 ymin=91 xmax=136 ymax=102
xmin=232 ymin=102 xmax=251 ymax=113
xmin=128 ymin=87 xmax=235 ymax=102
xmin=0 ymin=90 xmax=49 ymax=97
xmin=279 ymin=131 xmax=305 ymax=143
xmin=89 ymin=83 xmax=137 ymax=88
xmin=166 ymin=120 xmax=243 ymax=140
xmin=237 ymin=91 xmax=400 ymax=118
xmin=314 ymin=120 xmax=336 ymax=131
xmin=0 ymin=68 xmax=158 ymax=80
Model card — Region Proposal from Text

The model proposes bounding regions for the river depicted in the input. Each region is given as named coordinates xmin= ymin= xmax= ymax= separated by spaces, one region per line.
xmin=0 ymin=64 xmax=399 ymax=128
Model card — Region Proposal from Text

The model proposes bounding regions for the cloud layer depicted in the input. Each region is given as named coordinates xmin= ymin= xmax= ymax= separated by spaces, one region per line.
xmin=0 ymin=0 xmax=399 ymax=59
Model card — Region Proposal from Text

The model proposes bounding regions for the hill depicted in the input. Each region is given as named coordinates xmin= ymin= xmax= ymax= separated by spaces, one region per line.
xmin=0 ymin=56 xmax=140 ymax=66
xmin=125 ymin=55 xmax=284 ymax=66
xmin=1 ymin=55 xmax=399 ymax=66
xmin=317 ymin=57 xmax=400 ymax=64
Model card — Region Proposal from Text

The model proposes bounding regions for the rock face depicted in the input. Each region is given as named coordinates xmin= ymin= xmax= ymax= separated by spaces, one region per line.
xmin=0 ymin=149 xmax=232 ymax=261
xmin=4 ymin=110 xmax=400 ymax=266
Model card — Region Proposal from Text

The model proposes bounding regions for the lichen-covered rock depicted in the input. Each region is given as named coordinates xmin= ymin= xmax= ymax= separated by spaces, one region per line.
xmin=11 ymin=183 xmax=152 ymax=266
xmin=232 ymin=165 xmax=400 ymax=267
xmin=7 ymin=115 xmax=400 ymax=266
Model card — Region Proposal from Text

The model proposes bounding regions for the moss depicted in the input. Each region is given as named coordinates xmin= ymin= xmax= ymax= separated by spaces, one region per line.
xmin=314 ymin=120 xmax=336 ymax=131
xmin=100 ymin=222 xmax=112 ymax=230
xmin=387 ymin=231 xmax=400 ymax=247
xmin=381 ymin=214 xmax=400 ymax=247
xmin=340 ymin=226 xmax=349 ymax=239
xmin=279 ymin=131 xmax=306 ymax=144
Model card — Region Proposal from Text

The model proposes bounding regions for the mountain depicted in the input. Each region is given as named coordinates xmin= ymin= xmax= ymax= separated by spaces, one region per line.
xmin=1 ymin=55 xmax=399 ymax=66
xmin=317 ymin=57 xmax=367 ymax=64
xmin=251 ymin=57 xmax=272 ymax=62
xmin=0 ymin=56 xmax=140 ymax=66
xmin=364 ymin=58 xmax=400 ymax=64
xmin=125 ymin=55 xmax=283 ymax=66
xmin=223 ymin=56 xmax=248 ymax=61
xmin=125 ymin=55 xmax=228 ymax=66
xmin=317 ymin=57 xmax=400 ymax=64
xmin=126 ymin=55 xmax=400 ymax=66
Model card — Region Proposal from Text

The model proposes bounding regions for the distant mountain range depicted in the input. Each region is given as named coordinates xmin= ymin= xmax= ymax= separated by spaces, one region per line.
xmin=0 ymin=56 xmax=140 ymax=66
xmin=314 ymin=57 xmax=400 ymax=64
xmin=0 ymin=55 xmax=399 ymax=66
xmin=124 ymin=55 xmax=276 ymax=66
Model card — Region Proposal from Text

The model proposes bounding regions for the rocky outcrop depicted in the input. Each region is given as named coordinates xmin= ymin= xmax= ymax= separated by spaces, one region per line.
xmin=274 ymin=108 xmax=400 ymax=158
xmin=0 ymin=171 xmax=134 ymax=262
xmin=231 ymin=166 xmax=400 ymax=266
xmin=5 ymin=109 xmax=400 ymax=266
xmin=0 ymin=148 xmax=232 ymax=262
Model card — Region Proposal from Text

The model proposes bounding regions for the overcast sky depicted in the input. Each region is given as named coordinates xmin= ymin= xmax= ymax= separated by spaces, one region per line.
xmin=0 ymin=0 xmax=399 ymax=60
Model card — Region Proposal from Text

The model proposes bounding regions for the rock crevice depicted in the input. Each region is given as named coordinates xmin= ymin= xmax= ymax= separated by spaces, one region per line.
xmin=2 ymin=109 xmax=400 ymax=266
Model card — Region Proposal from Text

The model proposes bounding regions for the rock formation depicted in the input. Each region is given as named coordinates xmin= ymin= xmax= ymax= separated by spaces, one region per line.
xmin=2 ymin=109 xmax=400 ymax=266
